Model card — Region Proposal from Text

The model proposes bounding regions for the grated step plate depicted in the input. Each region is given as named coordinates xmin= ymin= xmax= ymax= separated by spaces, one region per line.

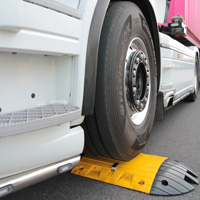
xmin=0 ymin=104 xmax=81 ymax=137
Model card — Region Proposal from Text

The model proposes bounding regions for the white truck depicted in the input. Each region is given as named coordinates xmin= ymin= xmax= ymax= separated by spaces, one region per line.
xmin=0 ymin=0 xmax=199 ymax=197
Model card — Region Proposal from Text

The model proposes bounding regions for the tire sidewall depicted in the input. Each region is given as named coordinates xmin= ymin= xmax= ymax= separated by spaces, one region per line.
xmin=107 ymin=4 xmax=157 ymax=157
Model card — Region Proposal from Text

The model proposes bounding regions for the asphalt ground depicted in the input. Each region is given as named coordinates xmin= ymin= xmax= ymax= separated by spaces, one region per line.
xmin=2 ymin=94 xmax=200 ymax=200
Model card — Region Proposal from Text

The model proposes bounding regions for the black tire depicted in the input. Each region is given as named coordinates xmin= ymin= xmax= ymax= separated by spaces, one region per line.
xmin=83 ymin=2 xmax=157 ymax=161
xmin=185 ymin=54 xmax=199 ymax=102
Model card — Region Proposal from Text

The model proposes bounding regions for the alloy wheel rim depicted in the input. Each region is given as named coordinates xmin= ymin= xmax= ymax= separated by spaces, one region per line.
xmin=124 ymin=38 xmax=151 ymax=126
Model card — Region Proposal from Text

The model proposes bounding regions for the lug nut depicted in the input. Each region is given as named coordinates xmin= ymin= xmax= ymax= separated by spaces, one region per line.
xmin=133 ymin=70 xmax=136 ymax=77
xmin=135 ymin=58 xmax=139 ymax=64
xmin=144 ymin=58 xmax=147 ymax=65
xmin=139 ymin=53 xmax=144 ymax=60
xmin=133 ymin=87 xmax=136 ymax=94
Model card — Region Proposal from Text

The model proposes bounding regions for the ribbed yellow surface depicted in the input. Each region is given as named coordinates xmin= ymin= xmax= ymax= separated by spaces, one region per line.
xmin=71 ymin=153 xmax=167 ymax=194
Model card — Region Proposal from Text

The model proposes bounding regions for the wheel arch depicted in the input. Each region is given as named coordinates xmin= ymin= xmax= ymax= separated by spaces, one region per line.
xmin=82 ymin=0 xmax=161 ymax=115
xmin=192 ymin=46 xmax=200 ymax=79
xmin=195 ymin=48 xmax=200 ymax=82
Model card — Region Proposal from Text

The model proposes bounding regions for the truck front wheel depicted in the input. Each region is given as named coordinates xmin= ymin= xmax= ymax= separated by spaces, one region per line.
xmin=83 ymin=2 xmax=157 ymax=161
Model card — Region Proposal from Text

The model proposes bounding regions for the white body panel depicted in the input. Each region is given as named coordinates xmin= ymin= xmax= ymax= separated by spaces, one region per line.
xmin=0 ymin=1 xmax=81 ymax=55
xmin=0 ymin=53 xmax=73 ymax=113
xmin=53 ymin=0 xmax=80 ymax=9
xmin=149 ymin=0 xmax=167 ymax=24
xmin=0 ymin=125 xmax=84 ymax=179
xmin=159 ymin=32 xmax=196 ymax=107
xmin=0 ymin=0 xmax=98 ymax=179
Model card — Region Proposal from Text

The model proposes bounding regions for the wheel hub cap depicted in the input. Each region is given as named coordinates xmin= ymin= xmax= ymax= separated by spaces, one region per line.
xmin=126 ymin=51 xmax=150 ymax=112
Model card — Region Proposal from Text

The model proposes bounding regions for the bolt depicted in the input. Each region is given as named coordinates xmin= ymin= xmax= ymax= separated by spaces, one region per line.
xmin=140 ymin=103 xmax=144 ymax=110
xmin=133 ymin=87 xmax=136 ymax=94
xmin=146 ymin=72 xmax=149 ymax=78
xmin=139 ymin=53 xmax=144 ymax=60
xmin=144 ymin=58 xmax=147 ymax=65
xmin=135 ymin=100 xmax=139 ymax=106
xmin=135 ymin=58 xmax=139 ymax=64
xmin=133 ymin=70 xmax=136 ymax=77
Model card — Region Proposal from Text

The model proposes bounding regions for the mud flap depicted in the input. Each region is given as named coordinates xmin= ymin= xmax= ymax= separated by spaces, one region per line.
xmin=155 ymin=92 xmax=165 ymax=121
xmin=71 ymin=154 xmax=198 ymax=196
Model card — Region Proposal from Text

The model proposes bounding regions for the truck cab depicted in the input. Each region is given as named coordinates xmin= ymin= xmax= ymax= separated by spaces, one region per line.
xmin=0 ymin=0 xmax=199 ymax=197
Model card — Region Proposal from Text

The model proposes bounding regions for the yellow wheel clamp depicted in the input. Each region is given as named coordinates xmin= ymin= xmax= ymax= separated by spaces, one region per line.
xmin=71 ymin=153 xmax=199 ymax=196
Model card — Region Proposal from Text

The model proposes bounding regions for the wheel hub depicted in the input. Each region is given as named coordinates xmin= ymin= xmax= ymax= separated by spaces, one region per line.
xmin=126 ymin=51 xmax=150 ymax=112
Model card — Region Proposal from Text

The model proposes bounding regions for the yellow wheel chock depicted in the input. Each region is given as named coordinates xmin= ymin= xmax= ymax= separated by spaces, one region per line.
xmin=71 ymin=153 xmax=199 ymax=196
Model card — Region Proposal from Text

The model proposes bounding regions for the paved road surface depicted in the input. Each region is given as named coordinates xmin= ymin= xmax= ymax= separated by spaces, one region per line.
xmin=3 ymin=94 xmax=200 ymax=200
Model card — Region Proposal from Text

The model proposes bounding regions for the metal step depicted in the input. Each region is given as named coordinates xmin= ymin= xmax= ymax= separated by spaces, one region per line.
xmin=0 ymin=104 xmax=81 ymax=137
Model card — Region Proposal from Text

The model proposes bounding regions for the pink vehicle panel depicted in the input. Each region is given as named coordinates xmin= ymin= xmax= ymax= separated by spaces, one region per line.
xmin=162 ymin=0 xmax=200 ymax=48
